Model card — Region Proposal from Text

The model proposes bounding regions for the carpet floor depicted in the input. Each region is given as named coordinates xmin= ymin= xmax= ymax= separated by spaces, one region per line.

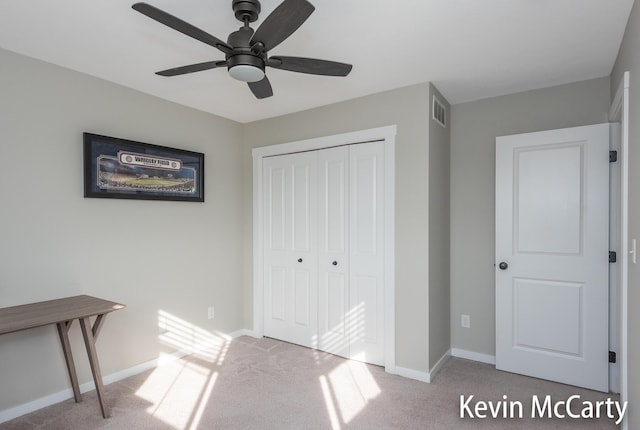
xmin=0 ymin=336 xmax=622 ymax=429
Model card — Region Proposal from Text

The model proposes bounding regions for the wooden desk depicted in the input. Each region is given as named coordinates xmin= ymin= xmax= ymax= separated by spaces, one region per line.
xmin=0 ymin=295 xmax=125 ymax=418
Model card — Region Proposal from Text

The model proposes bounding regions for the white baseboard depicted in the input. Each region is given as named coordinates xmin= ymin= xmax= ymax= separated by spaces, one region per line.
xmin=385 ymin=350 xmax=452 ymax=384
xmin=429 ymin=349 xmax=451 ymax=380
xmin=0 ymin=388 xmax=74 ymax=425
xmin=230 ymin=328 xmax=261 ymax=339
xmin=451 ymin=348 xmax=496 ymax=365
xmin=0 ymin=329 xmax=251 ymax=424
xmin=0 ymin=348 xmax=189 ymax=425
xmin=386 ymin=365 xmax=431 ymax=383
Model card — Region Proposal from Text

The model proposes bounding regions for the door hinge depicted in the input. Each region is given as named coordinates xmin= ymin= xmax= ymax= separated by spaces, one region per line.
xmin=609 ymin=251 xmax=617 ymax=263
xmin=610 ymin=150 xmax=618 ymax=162
xmin=609 ymin=351 xmax=617 ymax=363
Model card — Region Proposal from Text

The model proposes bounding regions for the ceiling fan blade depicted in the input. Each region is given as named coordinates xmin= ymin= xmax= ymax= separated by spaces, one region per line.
xmin=251 ymin=0 xmax=315 ymax=51
xmin=132 ymin=3 xmax=232 ymax=54
xmin=269 ymin=56 xmax=352 ymax=76
xmin=248 ymin=76 xmax=273 ymax=99
xmin=156 ymin=61 xmax=227 ymax=77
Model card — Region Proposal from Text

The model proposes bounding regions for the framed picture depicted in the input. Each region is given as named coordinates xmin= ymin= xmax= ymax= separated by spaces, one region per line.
xmin=83 ymin=133 xmax=204 ymax=202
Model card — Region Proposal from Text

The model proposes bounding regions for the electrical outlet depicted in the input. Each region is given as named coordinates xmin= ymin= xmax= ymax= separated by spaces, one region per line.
xmin=461 ymin=314 xmax=470 ymax=328
xmin=208 ymin=306 xmax=215 ymax=319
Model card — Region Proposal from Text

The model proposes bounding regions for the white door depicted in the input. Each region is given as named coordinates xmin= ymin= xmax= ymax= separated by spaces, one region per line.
xmin=495 ymin=124 xmax=610 ymax=392
xmin=318 ymin=146 xmax=350 ymax=358
xmin=263 ymin=152 xmax=318 ymax=348
xmin=317 ymin=142 xmax=385 ymax=365
xmin=265 ymin=142 xmax=385 ymax=365
xmin=348 ymin=142 xmax=385 ymax=365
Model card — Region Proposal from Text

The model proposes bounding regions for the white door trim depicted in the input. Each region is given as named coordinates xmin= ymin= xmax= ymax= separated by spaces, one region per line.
xmin=609 ymin=71 xmax=629 ymax=430
xmin=252 ymin=125 xmax=397 ymax=371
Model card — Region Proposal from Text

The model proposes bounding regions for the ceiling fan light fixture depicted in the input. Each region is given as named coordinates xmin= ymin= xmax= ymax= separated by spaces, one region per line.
xmin=229 ymin=64 xmax=265 ymax=82
xmin=227 ymin=54 xmax=265 ymax=82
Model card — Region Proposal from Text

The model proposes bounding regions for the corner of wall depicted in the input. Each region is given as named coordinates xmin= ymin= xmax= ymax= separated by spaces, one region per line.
xmin=427 ymin=83 xmax=452 ymax=369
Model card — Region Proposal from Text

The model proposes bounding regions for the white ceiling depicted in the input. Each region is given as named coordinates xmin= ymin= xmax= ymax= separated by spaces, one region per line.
xmin=0 ymin=0 xmax=634 ymax=123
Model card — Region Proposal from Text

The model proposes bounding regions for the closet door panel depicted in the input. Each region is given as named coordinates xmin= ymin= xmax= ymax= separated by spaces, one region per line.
xmin=349 ymin=142 xmax=385 ymax=365
xmin=353 ymin=155 xmax=377 ymax=255
xmin=269 ymin=267 xmax=287 ymax=321
xmin=318 ymin=146 xmax=350 ymax=357
xmin=267 ymin=166 xmax=287 ymax=250
xmin=263 ymin=152 xmax=318 ymax=348
xmin=352 ymin=275 xmax=379 ymax=343
xmin=293 ymin=164 xmax=313 ymax=252
xmin=294 ymin=269 xmax=311 ymax=326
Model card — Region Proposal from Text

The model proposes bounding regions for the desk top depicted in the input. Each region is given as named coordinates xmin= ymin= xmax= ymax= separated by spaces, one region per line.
xmin=0 ymin=295 xmax=125 ymax=335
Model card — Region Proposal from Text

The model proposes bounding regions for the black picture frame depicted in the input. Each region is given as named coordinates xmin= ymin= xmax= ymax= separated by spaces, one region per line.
xmin=83 ymin=133 xmax=204 ymax=202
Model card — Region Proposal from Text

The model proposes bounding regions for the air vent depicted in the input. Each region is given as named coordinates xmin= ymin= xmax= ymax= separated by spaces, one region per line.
xmin=432 ymin=95 xmax=447 ymax=128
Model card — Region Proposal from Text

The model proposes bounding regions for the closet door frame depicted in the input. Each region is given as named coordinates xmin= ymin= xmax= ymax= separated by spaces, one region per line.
xmin=252 ymin=125 xmax=397 ymax=372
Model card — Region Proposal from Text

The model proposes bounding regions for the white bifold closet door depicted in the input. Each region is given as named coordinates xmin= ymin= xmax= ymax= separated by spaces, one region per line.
xmin=263 ymin=142 xmax=385 ymax=365
xmin=263 ymin=151 xmax=318 ymax=348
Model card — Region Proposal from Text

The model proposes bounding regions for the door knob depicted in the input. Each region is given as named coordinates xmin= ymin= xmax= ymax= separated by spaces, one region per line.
xmin=332 ymin=261 xmax=338 ymax=266
xmin=297 ymin=258 xmax=303 ymax=263
xmin=498 ymin=262 xmax=508 ymax=270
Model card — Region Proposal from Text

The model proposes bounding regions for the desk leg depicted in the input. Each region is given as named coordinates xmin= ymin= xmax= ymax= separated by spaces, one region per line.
xmin=79 ymin=316 xmax=110 ymax=418
xmin=56 ymin=321 xmax=82 ymax=403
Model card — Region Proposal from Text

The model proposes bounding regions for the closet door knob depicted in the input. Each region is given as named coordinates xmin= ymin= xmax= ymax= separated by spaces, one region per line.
xmin=498 ymin=261 xmax=508 ymax=270
xmin=332 ymin=261 xmax=338 ymax=266
xmin=297 ymin=258 xmax=303 ymax=263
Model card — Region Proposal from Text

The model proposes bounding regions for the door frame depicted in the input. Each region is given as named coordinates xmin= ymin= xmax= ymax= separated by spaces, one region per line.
xmin=609 ymin=71 xmax=629 ymax=430
xmin=252 ymin=125 xmax=397 ymax=371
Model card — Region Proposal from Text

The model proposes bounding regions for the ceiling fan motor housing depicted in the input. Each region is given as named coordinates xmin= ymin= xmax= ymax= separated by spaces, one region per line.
xmin=232 ymin=0 xmax=261 ymax=23
xmin=226 ymin=25 xmax=266 ymax=82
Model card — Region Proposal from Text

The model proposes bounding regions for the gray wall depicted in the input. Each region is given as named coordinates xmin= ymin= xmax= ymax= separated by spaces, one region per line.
xmin=428 ymin=83 xmax=451 ymax=369
xmin=450 ymin=77 xmax=610 ymax=356
xmin=1 ymin=29 xmax=615 ymax=419
xmin=611 ymin=1 xmax=640 ymax=427
xmin=242 ymin=83 xmax=436 ymax=371
xmin=0 ymin=48 xmax=447 ymax=415
xmin=0 ymin=48 xmax=244 ymax=411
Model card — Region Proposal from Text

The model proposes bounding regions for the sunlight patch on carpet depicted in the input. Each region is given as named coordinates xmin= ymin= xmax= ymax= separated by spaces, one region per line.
xmin=131 ymin=310 xmax=231 ymax=429
xmin=320 ymin=360 xmax=381 ymax=427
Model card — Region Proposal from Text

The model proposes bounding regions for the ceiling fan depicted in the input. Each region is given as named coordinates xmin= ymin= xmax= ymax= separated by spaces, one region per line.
xmin=132 ymin=0 xmax=353 ymax=99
